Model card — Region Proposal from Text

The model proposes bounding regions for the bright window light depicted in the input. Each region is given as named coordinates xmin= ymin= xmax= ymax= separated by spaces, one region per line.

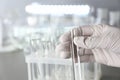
xmin=25 ymin=3 xmax=90 ymax=16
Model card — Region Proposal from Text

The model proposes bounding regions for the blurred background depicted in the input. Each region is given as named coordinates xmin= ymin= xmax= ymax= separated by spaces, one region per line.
xmin=0 ymin=0 xmax=120 ymax=80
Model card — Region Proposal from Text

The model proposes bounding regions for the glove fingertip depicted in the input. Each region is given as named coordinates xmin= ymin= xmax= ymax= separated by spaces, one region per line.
xmin=73 ymin=37 xmax=86 ymax=48
xmin=73 ymin=37 xmax=79 ymax=45
xmin=59 ymin=31 xmax=71 ymax=42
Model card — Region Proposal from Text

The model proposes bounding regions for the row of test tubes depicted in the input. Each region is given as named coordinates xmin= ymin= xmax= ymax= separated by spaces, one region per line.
xmin=24 ymin=27 xmax=101 ymax=80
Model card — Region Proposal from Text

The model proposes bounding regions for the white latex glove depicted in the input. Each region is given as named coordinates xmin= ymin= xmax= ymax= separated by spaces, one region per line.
xmin=56 ymin=24 xmax=120 ymax=67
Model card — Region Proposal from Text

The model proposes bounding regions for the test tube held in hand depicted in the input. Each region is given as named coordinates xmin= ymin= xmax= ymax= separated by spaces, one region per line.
xmin=71 ymin=29 xmax=82 ymax=80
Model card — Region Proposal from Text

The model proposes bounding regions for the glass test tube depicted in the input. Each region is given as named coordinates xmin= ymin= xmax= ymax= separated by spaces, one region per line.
xmin=71 ymin=29 xmax=83 ymax=80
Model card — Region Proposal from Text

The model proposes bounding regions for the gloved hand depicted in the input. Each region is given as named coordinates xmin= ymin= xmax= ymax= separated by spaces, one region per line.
xmin=56 ymin=24 xmax=120 ymax=67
